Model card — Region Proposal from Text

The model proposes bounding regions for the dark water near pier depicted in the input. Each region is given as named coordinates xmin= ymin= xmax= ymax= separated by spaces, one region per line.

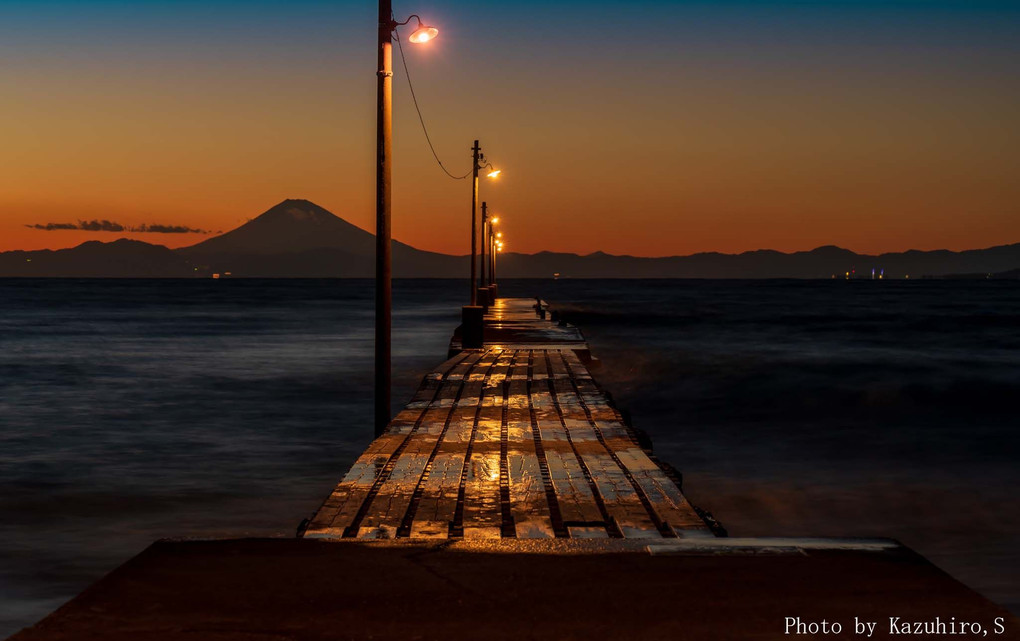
xmin=1 ymin=278 xmax=1018 ymax=635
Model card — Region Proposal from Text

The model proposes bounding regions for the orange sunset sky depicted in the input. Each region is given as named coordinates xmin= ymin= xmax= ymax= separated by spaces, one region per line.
xmin=1 ymin=1 xmax=1018 ymax=257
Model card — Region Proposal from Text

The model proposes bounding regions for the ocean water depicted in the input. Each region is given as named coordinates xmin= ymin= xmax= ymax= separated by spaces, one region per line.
xmin=1 ymin=278 xmax=1017 ymax=635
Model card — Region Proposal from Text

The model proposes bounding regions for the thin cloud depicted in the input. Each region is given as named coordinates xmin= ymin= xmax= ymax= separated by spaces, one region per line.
xmin=79 ymin=219 xmax=125 ymax=232
xmin=27 ymin=222 xmax=79 ymax=231
xmin=27 ymin=220 xmax=210 ymax=234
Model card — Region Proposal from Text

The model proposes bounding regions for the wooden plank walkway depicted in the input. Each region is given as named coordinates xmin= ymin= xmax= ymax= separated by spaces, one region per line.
xmin=303 ymin=298 xmax=712 ymax=540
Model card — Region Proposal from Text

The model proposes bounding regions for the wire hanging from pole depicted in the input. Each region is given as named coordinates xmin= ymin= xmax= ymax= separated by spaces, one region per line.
xmin=395 ymin=31 xmax=472 ymax=180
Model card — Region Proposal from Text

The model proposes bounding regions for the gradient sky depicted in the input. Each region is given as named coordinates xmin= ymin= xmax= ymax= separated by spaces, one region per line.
xmin=1 ymin=0 xmax=1018 ymax=256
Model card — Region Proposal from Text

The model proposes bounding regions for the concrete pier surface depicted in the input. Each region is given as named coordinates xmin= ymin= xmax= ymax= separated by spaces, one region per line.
xmin=9 ymin=538 xmax=1016 ymax=640
xmin=8 ymin=298 xmax=1018 ymax=639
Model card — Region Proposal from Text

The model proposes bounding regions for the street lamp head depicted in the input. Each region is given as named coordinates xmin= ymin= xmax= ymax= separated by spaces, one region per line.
xmin=496 ymin=232 xmax=503 ymax=238
xmin=395 ymin=15 xmax=439 ymax=42
xmin=408 ymin=23 xmax=439 ymax=43
xmin=486 ymin=169 xmax=501 ymax=179
xmin=491 ymin=217 xmax=499 ymax=224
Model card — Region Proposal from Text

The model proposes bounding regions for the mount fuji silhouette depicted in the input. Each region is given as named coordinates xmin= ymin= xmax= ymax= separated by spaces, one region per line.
xmin=2 ymin=199 xmax=1019 ymax=278
xmin=176 ymin=199 xmax=462 ymax=277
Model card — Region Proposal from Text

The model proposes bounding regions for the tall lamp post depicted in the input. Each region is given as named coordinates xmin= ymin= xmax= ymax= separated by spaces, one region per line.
xmin=375 ymin=1 xmax=438 ymax=437
xmin=469 ymin=141 xmax=481 ymax=305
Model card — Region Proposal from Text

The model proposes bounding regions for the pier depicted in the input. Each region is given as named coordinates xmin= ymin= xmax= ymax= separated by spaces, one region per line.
xmin=302 ymin=298 xmax=711 ymax=541
xmin=10 ymin=297 xmax=1017 ymax=641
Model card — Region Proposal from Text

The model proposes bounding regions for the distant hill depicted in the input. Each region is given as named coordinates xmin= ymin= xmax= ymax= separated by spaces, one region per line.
xmin=0 ymin=239 xmax=192 ymax=277
xmin=2 ymin=199 xmax=1018 ymax=278
xmin=492 ymin=244 xmax=1020 ymax=279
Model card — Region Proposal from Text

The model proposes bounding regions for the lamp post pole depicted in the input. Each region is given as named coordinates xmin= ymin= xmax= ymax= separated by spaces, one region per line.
xmin=374 ymin=0 xmax=393 ymax=438
xmin=480 ymin=201 xmax=488 ymax=291
xmin=470 ymin=140 xmax=480 ymax=305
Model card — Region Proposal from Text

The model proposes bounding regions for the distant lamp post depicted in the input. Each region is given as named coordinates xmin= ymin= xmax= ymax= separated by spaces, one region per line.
xmin=480 ymin=208 xmax=501 ymax=300
xmin=375 ymin=1 xmax=438 ymax=437
xmin=488 ymin=217 xmax=499 ymax=286
xmin=468 ymin=141 xmax=500 ymax=306
xmin=493 ymin=237 xmax=504 ymax=285
xmin=463 ymin=143 xmax=499 ymax=350
xmin=480 ymin=201 xmax=489 ymax=296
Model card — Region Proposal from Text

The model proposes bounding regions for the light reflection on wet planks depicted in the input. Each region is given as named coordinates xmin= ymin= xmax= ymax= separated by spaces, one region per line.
xmin=305 ymin=343 xmax=710 ymax=541
xmin=451 ymin=298 xmax=587 ymax=352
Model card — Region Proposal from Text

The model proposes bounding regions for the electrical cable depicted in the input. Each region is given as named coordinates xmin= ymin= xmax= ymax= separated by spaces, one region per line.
xmin=394 ymin=32 xmax=472 ymax=180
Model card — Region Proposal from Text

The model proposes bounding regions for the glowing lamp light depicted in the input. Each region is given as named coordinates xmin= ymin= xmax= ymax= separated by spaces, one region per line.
xmin=486 ymin=169 xmax=501 ymax=178
xmin=491 ymin=217 xmax=499 ymax=224
xmin=496 ymin=232 xmax=503 ymax=238
xmin=408 ymin=24 xmax=439 ymax=43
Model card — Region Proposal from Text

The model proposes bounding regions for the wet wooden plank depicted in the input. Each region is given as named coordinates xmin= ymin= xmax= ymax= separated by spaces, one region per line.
xmin=566 ymin=358 xmax=709 ymax=537
xmin=544 ymin=358 xmax=661 ymax=539
xmin=546 ymin=353 xmax=673 ymax=538
xmin=532 ymin=375 xmax=605 ymax=530
xmin=577 ymin=452 xmax=661 ymax=538
xmin=505 ymin=353 xmax=555 ymax=538
xmin=531 ymin=348 xmax=549 ymax=381
xmin=542 ymin=448 xmax=604 ymax=527
xmin=409 ymin=452 xmax=463 ymax=538
xmin=305 ymin=428 xmax=423 ymax=537
xmin=613 ymin=448 xmax=712 ymax=536
xmin=355 ymin=405 xmax=453 ymax=539
xmin=461 ymin=350 xmax=511 ymax=537
xmin=407 ymin=354 xmax=491 ymax=538
xmin=560 ymin=418 xmax=660 ymax=537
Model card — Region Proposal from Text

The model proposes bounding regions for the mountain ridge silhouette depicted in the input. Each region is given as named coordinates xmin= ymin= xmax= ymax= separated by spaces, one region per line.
xmin=2 ymin=199 xmax=1018 ymax=278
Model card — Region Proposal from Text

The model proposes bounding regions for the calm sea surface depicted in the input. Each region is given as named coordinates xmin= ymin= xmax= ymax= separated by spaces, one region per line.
xmin=1 ymin=278 xmax=1018 ymax=635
